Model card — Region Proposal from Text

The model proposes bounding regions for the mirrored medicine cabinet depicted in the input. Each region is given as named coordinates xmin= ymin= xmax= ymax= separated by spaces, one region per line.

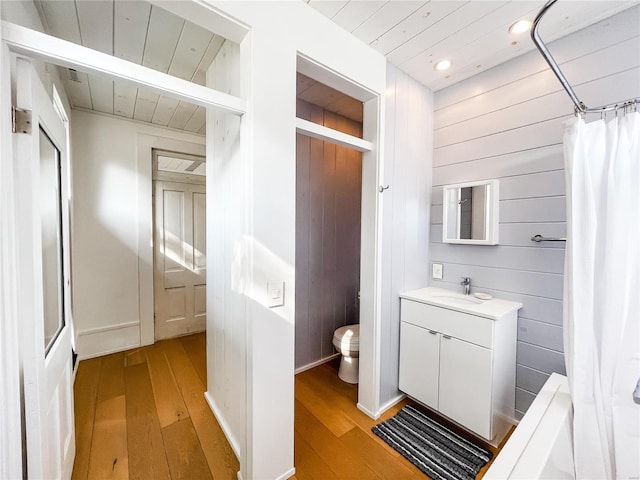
xmin=442 ymin=179 xmax=499 ymax=245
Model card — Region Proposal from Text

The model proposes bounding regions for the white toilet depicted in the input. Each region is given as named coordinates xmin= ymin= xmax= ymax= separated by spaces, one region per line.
xmin=332 ymin=324 xmax=360 ymax=384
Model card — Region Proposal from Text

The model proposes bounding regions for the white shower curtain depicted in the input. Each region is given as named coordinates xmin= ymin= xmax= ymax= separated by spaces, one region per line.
xmin=563 ymin=111 xmax=640 ymax=480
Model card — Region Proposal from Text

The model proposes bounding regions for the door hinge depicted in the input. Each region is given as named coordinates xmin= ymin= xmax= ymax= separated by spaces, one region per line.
xmin=12 ymin=106 xmax=32 ymax=134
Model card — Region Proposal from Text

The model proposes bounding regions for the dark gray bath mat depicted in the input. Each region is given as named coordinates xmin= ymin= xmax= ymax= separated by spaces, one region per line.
xmin=372 ymin=405 xmax=493 ymax=480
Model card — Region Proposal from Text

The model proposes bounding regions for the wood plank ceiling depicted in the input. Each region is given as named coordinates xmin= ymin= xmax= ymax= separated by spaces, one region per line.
xmin=31 ymin=1 xmax=637 ymax=131
xmin=35 ymin=0 xmax=225 ymax=134
xmin=307 ymin=0 xmax=638 ymax=91
xmin=297 ymin=73 xmax=363 ymax=123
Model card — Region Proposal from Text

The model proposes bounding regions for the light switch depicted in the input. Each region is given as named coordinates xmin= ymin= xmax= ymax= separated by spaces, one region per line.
xmin=432 ymin=263 xmax=443 ymax=280
xmin=267 ymin=281 xmax=285 ymax=308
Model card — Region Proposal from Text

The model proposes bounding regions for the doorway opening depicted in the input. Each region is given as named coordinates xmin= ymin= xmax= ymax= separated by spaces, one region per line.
xmin=152 ymin=149 xmax=207 ymax=340
xmin=295 ymin=53 xmax=383 ymax=418
xmin=294 ymin=73 xmax=364 ymax=378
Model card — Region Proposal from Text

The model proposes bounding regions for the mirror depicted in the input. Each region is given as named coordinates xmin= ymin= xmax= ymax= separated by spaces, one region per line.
xmin=442 ymin=180 xmax=499 ymax=245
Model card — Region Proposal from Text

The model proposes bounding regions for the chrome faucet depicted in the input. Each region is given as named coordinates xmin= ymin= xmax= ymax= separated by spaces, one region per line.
xmin=460 ymin=277 xmax=471 ymax=295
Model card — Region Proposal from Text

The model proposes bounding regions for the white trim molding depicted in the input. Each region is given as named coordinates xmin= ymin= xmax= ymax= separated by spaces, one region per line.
xmin=0 ymin=36 xmax=24 ymax=480
xmin=204 ymin=391 xmax=242 ymax=461
xmin=295 ymin=117 xmax=373 ymax=152
xmin=357 ymin=393 xmax=406 ymax=421
xmin=75 ymin=321 xmax=141 ymax=360
xmin=274 ymin=468 xmax=296 ymax=480
xmin=136 ymin=133 xmax=206 ymax=347
xmin=294 ymin=353 xmax=341 ymax=375
xmin=1 ymin=21 xmax=247 ymax=116
xmin=148 ymin=0 xmax=250 ymax=45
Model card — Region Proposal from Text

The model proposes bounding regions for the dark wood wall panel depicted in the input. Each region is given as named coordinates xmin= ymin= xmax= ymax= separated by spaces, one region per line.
xmin=295 ymin=99 xmax=363 ymax=371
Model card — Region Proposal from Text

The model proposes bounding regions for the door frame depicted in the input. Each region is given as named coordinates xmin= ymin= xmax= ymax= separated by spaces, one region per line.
xmin=0 ymin=20 xmax=24 ymax=480
xmin=0 ymin=21 xmax=246 ymax=116
xmin=296 ymin=54 xmax=385 ymax=419
xmin=151 ymin=149 xmax=207 ymax=341
xmin=137 ymin=136 xmax=206 ymax=346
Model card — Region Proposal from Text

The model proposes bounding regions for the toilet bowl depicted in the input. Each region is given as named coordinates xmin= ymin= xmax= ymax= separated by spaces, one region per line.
xmin=332 ymin=324 xmax=360 ymax=384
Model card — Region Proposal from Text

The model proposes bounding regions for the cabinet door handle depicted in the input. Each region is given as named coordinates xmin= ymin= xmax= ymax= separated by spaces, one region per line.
xmin=428 ymin=330 xmax=437 ymax=335
xmin=442 ymin=335 xmax=452 ymax=340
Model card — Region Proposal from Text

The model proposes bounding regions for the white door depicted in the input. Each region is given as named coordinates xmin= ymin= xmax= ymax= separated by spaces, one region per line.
xmin=13 ymin=58 xmax=75 ymax=478
xmin=439 ymin=336 xmax=493 ymax=439
xmin=154 ymin=180 xmax=207 ymax=339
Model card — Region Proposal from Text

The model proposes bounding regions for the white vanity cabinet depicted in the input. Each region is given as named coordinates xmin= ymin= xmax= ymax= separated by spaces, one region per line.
xmin=399 ymin=287 xmax=522 ymax=446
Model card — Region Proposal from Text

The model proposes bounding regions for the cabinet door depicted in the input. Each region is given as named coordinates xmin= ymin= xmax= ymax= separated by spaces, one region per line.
xmin=399 ymin=322 xmax=440 ymax=409
xmin=439 ymin=336 xmax=493 ymax=439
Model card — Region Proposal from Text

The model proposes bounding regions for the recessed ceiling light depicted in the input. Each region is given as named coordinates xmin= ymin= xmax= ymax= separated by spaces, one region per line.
xmin=509 ymin=19 xmax=532 ymax=34
xmin=434 ymin=59 xmax=451 ymax=71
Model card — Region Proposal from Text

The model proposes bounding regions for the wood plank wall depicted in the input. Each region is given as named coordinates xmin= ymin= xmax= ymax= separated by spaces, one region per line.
xmin=431 ymin=7 xmax=640 ymax=418
xmin=206 ymin=39 xmax=245 ymax=453
xmin=295 ymin=99 xmax=363 ymax=371
xmin=379 ymin=64 xmax=433 ymax=408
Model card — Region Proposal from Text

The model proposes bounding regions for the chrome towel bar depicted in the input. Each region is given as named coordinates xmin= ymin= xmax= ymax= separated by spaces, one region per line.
xmin=531 ymin=235 xmax=566 ymax=243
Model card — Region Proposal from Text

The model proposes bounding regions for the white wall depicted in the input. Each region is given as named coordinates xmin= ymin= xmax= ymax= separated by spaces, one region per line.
xmin=70 ymin=109 xmax=205 ymax=358
xmin=430 ymin=7 xmax=640 ymax=419
xmin=193 ymin=2 xmax=387 ymax=478
xmin=205 ymin=38 xmax=245 ymax=461
xmin=379 ymin=63 xmax=433 ymax=410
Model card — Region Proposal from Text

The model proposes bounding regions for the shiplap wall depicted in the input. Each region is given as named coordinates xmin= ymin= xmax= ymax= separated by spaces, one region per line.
xmin=431 ymin=7 xmax=640 ymax=418
xmin=205 ymin=39 xmax=245 ymax=458
xmin=295 ymin=99 xmax=363 ymax=372
xmin=379 ymin=64 xmax=433 ymax=409
xmin=198 ymin=3 xmax=386 ymax=476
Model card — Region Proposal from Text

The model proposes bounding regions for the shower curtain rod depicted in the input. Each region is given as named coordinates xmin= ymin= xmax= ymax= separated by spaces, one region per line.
xmin=531 ymin=0 xmax=640 ymax=116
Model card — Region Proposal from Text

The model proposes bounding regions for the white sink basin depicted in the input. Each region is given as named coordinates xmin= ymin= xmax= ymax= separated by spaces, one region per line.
xmin=400 ymin=287 xmax=523 ymax=320
xmin=432 ymin=294 xmax=483 ymax=305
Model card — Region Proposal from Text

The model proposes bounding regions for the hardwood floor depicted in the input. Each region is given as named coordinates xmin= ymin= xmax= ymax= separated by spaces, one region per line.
xmin=72 ymin=333 xmax=238 ymax=480
xmin=73 ymin=334 xmax=510 ymax=479
xmin=292 ymin=359 xmax=511 ymax=480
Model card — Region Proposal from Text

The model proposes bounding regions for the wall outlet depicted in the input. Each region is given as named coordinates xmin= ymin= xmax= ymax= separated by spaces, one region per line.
xmin=432 ymin=263 xmax=443 ymax=280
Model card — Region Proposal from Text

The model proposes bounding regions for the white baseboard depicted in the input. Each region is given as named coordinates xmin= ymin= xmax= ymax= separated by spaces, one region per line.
xmin=377 ymin=393 xmax=406 ymax=416
xmin=357 ymin=392 xmax=407 ymax=420
xmin=356 ymin=402 xmax=379 ymax=420
xmin=205 ymin=393 xmax=295 ymax=480
xmin=204 ymin=391 xmax=242 ymax=460
xmin=76 ymin=321 xmax=140 ymax=359
xmin=294 ymin=353 xmax=340 ymax=374
xmin=275 ymin=467 xmax=296 ymax=480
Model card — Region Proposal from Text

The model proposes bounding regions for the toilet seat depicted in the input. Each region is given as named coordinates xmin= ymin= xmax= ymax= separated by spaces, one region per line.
xmin=333 ymin=324 xmax=360 ymax=356
xmin=332 ymin=324 xmax=360 ymax=383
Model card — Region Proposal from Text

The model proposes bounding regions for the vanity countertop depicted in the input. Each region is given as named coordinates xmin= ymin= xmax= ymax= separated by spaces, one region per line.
xmin=400 ymin=287 xmax=522 ymax=320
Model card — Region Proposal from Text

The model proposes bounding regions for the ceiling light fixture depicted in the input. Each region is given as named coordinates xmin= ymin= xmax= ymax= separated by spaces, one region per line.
xmin=509 ymin=19 xmax=532 ymax=34
xmin=434 ymin=59 xmax=451 ymax=71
